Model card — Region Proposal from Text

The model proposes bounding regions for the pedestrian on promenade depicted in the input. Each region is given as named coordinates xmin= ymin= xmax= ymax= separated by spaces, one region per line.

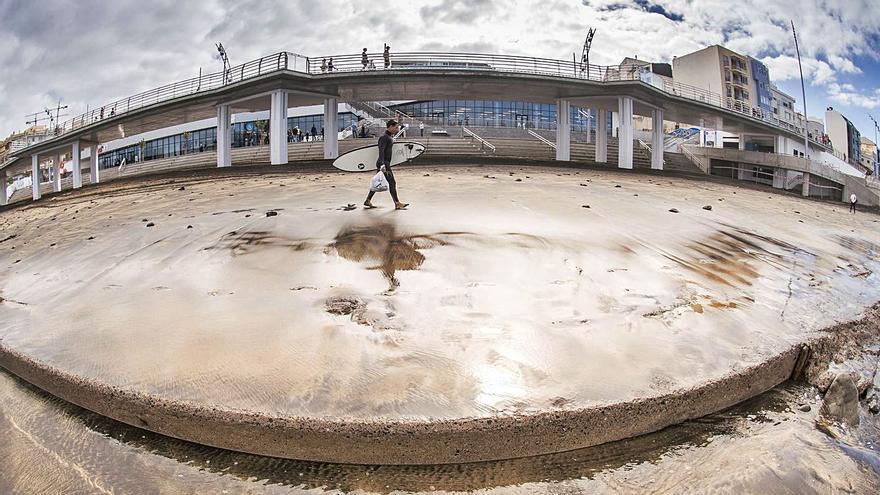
xmin=100 ymin=107 xmax=105 ymax=119
xmin=383 ymin=44 xmax=390 ymax=69
xmin=311 ymin=125 xmax=318 ymax=141
xmin=419 ymin=122 xmax=424 ymax=136
xmin=328 ymin=58 xmax=335 ymax=72
xmin=321 ymin=127 xmax=325 ymax=141
xmin=321 ymin=58 xmax=328 ymax=73
xmin=364 ymin=119 xmax=408 ymax=210
xmin=850 ymin=193 xmax=858 ymax=213
xmin=362 ymin=48 xmax=369 ymax=70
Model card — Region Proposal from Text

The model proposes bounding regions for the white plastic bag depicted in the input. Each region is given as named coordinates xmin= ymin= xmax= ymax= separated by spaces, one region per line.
xmin=370 ymin=170 xmax=389 ymax=192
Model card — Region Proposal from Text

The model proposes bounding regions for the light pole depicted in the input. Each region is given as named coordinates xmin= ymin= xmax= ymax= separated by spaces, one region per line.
xmin=216 ymin=42 xmax=230 ymax=84
xmin=791 ymin=20 xmax=809 ymax=159
xmin=869 ymin=114 xmax=879 ymax=175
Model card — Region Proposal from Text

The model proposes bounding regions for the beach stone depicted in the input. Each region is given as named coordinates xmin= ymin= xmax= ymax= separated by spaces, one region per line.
xmin=703 ymin=205 xmax=712 ymax=211
xmin=668 ymin=208 xmax=679 ymax=213
xmin=266 ymin=211 xmax=278 ymax=217
xmin=820 ymin=373 xmax=859 ymax=426
xmin=799 ymin=404 xmax=811 ymax=412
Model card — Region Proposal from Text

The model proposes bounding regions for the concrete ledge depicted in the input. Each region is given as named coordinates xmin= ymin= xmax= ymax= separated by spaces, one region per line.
xmin=0 ymin=337 xmax=801 ymax=465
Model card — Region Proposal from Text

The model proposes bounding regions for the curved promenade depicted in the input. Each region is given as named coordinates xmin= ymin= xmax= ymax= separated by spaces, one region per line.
xmin=1 ymin=164 xmax=878 ymax=464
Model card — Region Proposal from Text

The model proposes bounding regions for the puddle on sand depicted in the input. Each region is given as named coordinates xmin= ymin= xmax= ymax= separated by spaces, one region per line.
xmin=1 ymin=368 xmax=878 ymax=494
xmin=326 ymin=222 xmax=463 ymax=290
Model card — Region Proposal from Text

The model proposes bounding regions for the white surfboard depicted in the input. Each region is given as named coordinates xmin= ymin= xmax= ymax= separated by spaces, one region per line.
xmin=332 ymin=141 xmax=427 ymax=172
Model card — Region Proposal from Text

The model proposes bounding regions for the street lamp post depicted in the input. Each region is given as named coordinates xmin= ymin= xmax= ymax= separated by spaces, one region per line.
xmin=791 ymin=20 xmax=810 ymax=159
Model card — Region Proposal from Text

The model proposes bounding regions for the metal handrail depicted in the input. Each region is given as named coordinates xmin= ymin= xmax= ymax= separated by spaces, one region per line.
xmin=679 ymin=144 xmax=710 ymax=174
xmin=527 ymin=129 xmax=556 ymax=150
xmin=16 ymin=49 xmax=827 ymax=158
xmin=462 ymin=126 xmax=496 ymax=152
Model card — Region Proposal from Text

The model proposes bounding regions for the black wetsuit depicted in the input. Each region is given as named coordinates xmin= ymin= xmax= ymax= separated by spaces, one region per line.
xmin=366 ymin=131 xmax=399 ymax=203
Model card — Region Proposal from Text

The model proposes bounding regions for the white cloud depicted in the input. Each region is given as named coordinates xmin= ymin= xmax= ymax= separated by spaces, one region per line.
xmin=1 ymin=0 xmax=878 ymax=139
xmin=827 ymin=82 xmax=880 ymax=109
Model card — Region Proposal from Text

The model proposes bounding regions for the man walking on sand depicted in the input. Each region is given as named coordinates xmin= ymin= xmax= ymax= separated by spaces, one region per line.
xmin=365 ymin=120 xmax=409 ymax=210
xmin=850 ymin=193 xmax=858 ymax=213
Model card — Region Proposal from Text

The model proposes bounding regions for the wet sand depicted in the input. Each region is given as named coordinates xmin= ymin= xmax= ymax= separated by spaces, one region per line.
xmin=1 ymin=164 xmax=879 ymax=463
xmin=1 ymin=368 xmax=878 ymax=494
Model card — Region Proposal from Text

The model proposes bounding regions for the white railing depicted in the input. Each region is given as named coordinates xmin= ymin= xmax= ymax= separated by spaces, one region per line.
xmin=679 ymin=145 xmax=710 ymax=174
xmin=527 ymin=129 xmax=556 ymax=150
xmin=462 ymin=126 xmax=496 ymax=152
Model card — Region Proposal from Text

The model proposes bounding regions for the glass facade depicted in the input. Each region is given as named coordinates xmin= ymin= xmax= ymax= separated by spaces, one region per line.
xmin=389 ymin=100 xmax=594 ymax=131
xmin=98 ymin=113 xmax=358 ymax=169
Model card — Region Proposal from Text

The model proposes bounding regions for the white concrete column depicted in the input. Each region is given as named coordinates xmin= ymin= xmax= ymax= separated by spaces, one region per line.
xmin=52 ymin=156 xmax=61 ymax=192
xmin=738 ymin=134 xmax=747 ymax=151
xmin=31 ymin=154 xmax=41 ymax=201
xmin=72 ymin=140 xmax=82 ymax=189
xmin=585 ymin=108 xmax=591 ymax=144
xmin=323 ymin=98 xmax=339 ymax=159
xmin=596 ymin=108 xmax=608 ymax=163
xmin=617 ymin=97 xmax=634 ymax=169
xmin=651 ymin=109 xmax=664 ymax=170
xmin=772 ymin=169 xmax=785 ymax=189
xmin=217 ymin=104 xmax=232 ymax=168
xmin=0 ymin=170 xmax=7 ymax=206
xmin=802 ymin=172 xmax=811 ymax=197
xmin=269 ymin=90 xmax=289 ymax=165
xmin=91 ymin=146 xmax=101 ymax=184
xmin=555 ymin=99 xmax=571 ymax=161
xmin=775 ymin=135 xmax=787 ymax=155
xmin=611 ymin=111 xmax=619 ymax=138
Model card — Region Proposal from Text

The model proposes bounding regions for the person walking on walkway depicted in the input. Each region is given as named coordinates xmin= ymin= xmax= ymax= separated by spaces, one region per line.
xmin=320 ymin=58 xmax=327 ymax=73
xmin=383 ymin=44 xmax=390 ymax=69
xmin=328 ymin=58 xmax=335 ymax=72
xmin=850 ymin=193 xmax=858 ymax=213
xmin=362 ymin=48 xmax=369 ymax=70
xmin=365 ymin=119 xmax=408 ymax=210
xmin=419 ymin=122 xmax=424 ymax=137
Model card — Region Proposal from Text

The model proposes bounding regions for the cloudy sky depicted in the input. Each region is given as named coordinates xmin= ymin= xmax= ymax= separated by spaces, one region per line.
xmin=1 ymin=0 xmax=879 ymax=142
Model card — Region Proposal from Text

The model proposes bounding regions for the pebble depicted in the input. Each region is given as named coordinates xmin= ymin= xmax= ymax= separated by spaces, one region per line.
xmin=146 ymin=222 xmax=155 ymax=227
xmin=799 ymin=404 xmax=811 ymax=412
xmin=703 ymin=205 xmax=712 ymax=211
xmin=669 ymin=208 xmax=679 ymax=213
xmin=266 ymin=211 xmax=278 ymax=217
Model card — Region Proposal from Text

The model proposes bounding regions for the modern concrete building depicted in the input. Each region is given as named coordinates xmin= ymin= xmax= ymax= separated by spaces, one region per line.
xmin=861 ymin=137 xmax=877 ymax=175
xmin=769 ymin=84 xmax=798 ymax=129
xmin=673 ymin=45 xmax=766 ymax=117
xmin=825 ymin=107 xmax=862 ymax=167
xmin=807 ymin=117 xmax=825 ymax=142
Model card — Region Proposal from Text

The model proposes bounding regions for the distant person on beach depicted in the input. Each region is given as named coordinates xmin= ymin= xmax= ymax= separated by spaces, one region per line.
xmin=364 ymin=119 xmax=408 ymax=210
xmin=850 ymin=193 xmax=858 ymax=213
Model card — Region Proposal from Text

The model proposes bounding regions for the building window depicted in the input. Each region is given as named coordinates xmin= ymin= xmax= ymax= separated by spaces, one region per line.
xmin=723 ymin=55 xmax=730 ymax=66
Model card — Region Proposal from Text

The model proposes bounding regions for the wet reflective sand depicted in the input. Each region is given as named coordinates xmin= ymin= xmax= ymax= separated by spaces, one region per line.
xmin=1 ymin=165 xmax=879 ymax=441
xmin=1 ymin=368 xmax=878 ymax=494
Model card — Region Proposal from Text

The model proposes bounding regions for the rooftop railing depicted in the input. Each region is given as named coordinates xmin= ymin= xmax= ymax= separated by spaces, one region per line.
xmin=32 ymin=50 xmax=827 ymax=156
